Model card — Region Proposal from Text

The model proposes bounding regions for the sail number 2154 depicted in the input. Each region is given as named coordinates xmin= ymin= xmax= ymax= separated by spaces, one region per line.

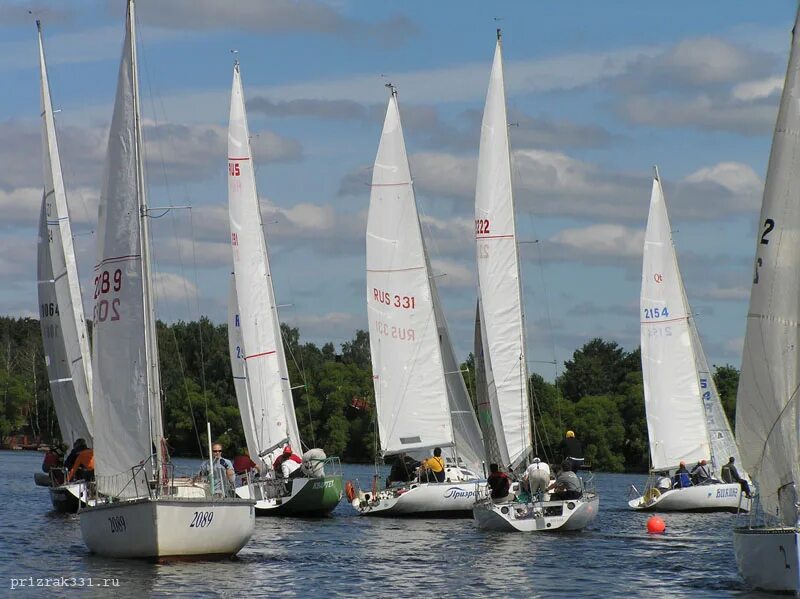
xmin=643 ymin=307 xmax=669 ymax=319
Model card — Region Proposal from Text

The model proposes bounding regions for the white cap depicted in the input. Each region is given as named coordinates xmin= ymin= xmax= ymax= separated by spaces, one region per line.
xmin=533 ymin=457 xmax=541 ymax=463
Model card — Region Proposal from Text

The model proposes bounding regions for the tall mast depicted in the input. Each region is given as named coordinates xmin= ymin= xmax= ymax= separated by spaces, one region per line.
xmin=129 ymin=0 xmax=163 ymax=470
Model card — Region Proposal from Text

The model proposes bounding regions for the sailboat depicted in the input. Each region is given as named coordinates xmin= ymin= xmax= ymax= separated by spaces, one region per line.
xmin=34 ymin=20 xmax=94 ymax=514
xmin=628 ymin=169 xmax=750 ymax=513
xmin=471 ymin=31 xmax=599 ymax=532
xmin=349 ymin=85 xmax=487 ymax=517
xmin=227 ymin=61 xmax=343 ymax=516
xmin=78 ymin=0 xmax=254 ymax=558
xmin=733 ymin=4 xmax=800 ymax=592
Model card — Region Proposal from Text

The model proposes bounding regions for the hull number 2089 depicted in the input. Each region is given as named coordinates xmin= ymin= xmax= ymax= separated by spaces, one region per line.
xmin=189 ymin=511 xmax=214 ymax=528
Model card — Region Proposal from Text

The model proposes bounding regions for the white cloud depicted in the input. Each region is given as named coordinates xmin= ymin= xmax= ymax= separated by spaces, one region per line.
xmin=732 ymin=76 xmax=783 ymax=102
xmin=694 ymin=286 xmax=750 ymax=302
xmin=430 ymin=258 xmax=474 ymax=289
xmin=290 ymin=310 xmax=365 ymax=341
xmin=549 ymin=224 xmax=644 ymax=260
xmin=153 ymin=271 xmax=199 ymax=303
xmin=684 ymin=162 xmax=762 ymax=197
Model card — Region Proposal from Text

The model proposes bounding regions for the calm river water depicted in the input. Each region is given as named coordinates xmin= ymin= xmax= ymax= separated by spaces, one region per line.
xmin=0 ymin=450 xmax=774 ymax=597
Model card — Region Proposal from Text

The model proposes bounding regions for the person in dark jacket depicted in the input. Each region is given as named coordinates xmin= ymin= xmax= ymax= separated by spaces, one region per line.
xmin=561 ymin=430 xmax=584 ymax=472
xmin=386 ymin=453 xmax=420 ymax=486
xmin=487 ymin=463 xmax=511 ymax=501
xmin=548 ymin=461 xmax=583 ymax=500
xmin=64 ymin=438 xmax=87 ymax=472
xmin=690 ymin=459 xmax=712 ymax=485
xmin=721 ymin=457 xmax=752 ymax=498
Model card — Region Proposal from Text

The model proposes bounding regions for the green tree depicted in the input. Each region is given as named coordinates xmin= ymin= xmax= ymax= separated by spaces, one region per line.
xmin=558 ymin=339 xmax=636 ymax=402
xmin=713 ymin=364 xmax=739 ymax=424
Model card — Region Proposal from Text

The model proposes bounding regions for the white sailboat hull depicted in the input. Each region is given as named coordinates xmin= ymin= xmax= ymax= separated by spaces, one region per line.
xmin=628 ymin=482 xmax=749 ymax=512
xmin=79 ymin=497 xmax=254 ymax=558
xmin=473 ymin=493 xmax=599 ymax=532
xmin=352 ymin=480 xmax=487 ymax=517
xmin=733 ymin=528 xmax=800 ymax=593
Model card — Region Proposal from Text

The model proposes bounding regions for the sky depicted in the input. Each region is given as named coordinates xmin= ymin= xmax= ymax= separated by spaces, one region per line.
xmin=0 ymin=0 xmax=796 ymax=381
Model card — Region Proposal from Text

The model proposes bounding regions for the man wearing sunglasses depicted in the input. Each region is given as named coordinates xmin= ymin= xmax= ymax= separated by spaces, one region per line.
xmin=198 ymin=442 xmax=235 ymax=497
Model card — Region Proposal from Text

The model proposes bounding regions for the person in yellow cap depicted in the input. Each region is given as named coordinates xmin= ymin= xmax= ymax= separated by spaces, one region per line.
xmin=561 ymin=430 xmax=584 ymax=472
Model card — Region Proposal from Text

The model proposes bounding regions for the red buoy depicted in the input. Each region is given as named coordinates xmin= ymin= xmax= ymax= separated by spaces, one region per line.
xmin=647 ymin=515 xmax=666 ymax=534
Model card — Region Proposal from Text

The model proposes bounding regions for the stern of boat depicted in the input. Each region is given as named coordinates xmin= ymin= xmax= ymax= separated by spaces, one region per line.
xmin=734 ymin=527 xmax=800 ymax=593
xmin=80 ymin=497 xmax=254 ymax=558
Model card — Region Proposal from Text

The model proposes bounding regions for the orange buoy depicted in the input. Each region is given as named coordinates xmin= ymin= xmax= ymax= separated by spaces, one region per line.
xmin=647 ymin=515 xmax=666 ymax=534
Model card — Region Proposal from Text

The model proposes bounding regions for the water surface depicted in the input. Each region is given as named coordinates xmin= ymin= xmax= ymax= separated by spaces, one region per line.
xmin=0 ymin=451 xmax=772 ymax=597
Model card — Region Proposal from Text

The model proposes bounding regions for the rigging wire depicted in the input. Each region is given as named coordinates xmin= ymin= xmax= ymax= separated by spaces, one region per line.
xmin=136 ymin=19 xmax=208 ymax=457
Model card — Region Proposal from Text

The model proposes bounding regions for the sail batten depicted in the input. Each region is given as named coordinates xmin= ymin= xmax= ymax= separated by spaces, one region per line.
xmin=475 ymin=36 xmax=531 ymax=469
xmin=228 ymin=63 xmax=301 ymax=460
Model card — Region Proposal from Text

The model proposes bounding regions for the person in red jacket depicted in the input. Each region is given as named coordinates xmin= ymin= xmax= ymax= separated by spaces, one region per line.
xmin=487 ymin=463 xmax=512 ymax=501
xmin=273 ymin=445 xmax=302 ymax=478
xmin=233 ymin=448 xmax=260 ymax=477
xmin=41 ymin=446 xmax=62 ymax=473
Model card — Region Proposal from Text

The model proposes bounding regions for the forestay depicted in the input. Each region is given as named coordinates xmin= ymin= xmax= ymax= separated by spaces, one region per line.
xmin=736 ymin=6 xmax=800 ymax=527
xmin=228 ymin=274 xmax=260 ymax=461
xmin=640 ymin=176 xmax=709 ymax=471
xmin=228 ymin=63 xmax=300 ymax=456
xmin=36 ymin=21 xmax=93 ymax=447
xmin=474 ymin=34 xmax=531 ymax=469
xmin=366 ymin=90 xmax=454 ymax=456
xmin=92 ymin=1 xmax=161 ymax=497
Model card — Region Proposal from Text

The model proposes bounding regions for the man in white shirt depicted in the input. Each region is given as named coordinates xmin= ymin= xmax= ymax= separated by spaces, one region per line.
xmin=524 ymin=457 xmax=551 ymax=497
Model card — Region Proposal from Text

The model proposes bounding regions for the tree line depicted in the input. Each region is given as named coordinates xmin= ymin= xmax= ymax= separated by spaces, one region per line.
xmin=0 ymin=316 xmax=740 ymax=473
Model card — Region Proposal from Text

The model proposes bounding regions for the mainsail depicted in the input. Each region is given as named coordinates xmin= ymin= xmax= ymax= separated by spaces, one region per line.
xmin=736 ymin=6 xmax=800 ymax=527
xmin=366 ymin=88 xmax=483 ymax=471
xmin=92 ymin=1 xmax=163 ymax=496
xmin=640 ymin=175 xmax=709 ymax=471
xmin=36 ymin=21 xmax=93 ymax=447
xmin=474 ymin=32 xmax=531 ymax=469
xmin=228 ymin=62 xmax=300 ymax=458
